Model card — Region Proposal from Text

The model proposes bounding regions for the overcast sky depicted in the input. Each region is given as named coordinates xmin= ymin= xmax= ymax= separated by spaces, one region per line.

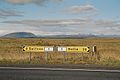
xmin=0 ymin=0 xmax=120 ymax=36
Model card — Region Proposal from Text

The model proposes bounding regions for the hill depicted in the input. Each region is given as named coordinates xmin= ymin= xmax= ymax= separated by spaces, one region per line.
xmin=2 ymin=32 xmax=37 ymax=38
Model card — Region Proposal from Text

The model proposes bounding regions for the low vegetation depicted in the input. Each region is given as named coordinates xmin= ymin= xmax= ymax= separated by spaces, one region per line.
xmin=0 ymin=38 xmax=120 ymax=67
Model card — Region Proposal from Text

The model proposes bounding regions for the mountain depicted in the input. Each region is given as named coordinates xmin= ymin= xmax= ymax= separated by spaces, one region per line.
xmin=38 ymin=34 xmax=97 ymax=39
xmin=1 ymin=32 xmax=120 ymax=38
xmin=2 ymin=32 xmax=37 ymax=38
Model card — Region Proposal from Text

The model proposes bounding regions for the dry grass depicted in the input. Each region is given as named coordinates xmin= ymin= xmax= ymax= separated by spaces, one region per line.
xmin=0 ymin=38 xmax=120 ymax=66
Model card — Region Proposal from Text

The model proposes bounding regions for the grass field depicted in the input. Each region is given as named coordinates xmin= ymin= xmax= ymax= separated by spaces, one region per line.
xmin=0 ymin=38 xmax=120 ymax=67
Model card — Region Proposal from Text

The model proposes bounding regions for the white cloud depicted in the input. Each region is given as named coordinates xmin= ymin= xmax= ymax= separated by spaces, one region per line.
xmin=95 ymin=19 xmax=120 ymax=28
xmin=3 ymin=18 xmax=92 ymax=26
xmin=1 ymin=18 xmax=120 ymax=35
xmin=64 ymin=4 xmax=96 ymax=14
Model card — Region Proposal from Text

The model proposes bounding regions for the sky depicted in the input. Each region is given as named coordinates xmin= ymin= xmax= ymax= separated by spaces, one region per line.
xmin=0 ymin=0 xmax=120 ymax=36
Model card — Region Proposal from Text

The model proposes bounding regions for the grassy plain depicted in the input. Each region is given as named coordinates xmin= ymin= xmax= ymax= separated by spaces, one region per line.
xmin=0 ymin=38 xmax=120 ymax=67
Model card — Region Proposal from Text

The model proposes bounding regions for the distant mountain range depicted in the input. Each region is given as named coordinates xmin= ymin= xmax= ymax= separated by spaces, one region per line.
xmin=1 ymin=32 xmax=120 ymax=38
xmin=42 ymin=34 xmax=97 ymax=39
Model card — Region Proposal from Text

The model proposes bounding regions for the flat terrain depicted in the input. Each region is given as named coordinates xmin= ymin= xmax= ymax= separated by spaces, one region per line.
xmin=0 ymin=67 xmax=120 ymax=80
xmin=0 ymin=38 xmax=120 ymax=67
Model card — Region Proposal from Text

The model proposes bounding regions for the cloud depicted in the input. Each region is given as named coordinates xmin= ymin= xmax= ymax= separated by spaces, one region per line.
xmin=91 ymin=27 xmax=120 ymax=35
xmin=52 ymin=0 xmax=63 ymax=3
xmin=1 ymin=0 xmax=63 ymax=5
xmin=0 ymin=23 xmax=74 ymax=36
xmin=63 ymin=4 xmax=96 ymax=14
xmin=0 ymin=9 xmax=23 ymax=18
xmin=95 ymin=20 xmax=120 ymax=27
xmin=1 ymin=18 xmax=93 ymax=35
xmin=6 ymin=0 xmax=47 ymax=5
xmin=2 ymin=18 xmax=92 ymax=26
xmin=1 ymin=18 xmax=120 ymax=35
xmin=90 ymin=19 xmax=120 ymax=35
